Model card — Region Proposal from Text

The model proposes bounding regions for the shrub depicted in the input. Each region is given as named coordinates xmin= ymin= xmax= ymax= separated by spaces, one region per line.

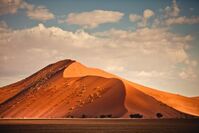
xmin=129 ymin=113 xmax=143 ymax=118
xmin=100 ymin=115 xmax=106 ymax=118
xmin=82 ymin=114 xmax=86 ymax=118
xmin=67 ymin=115 xmax=74 ymax=118
xmin=99 ymin=114 xmax=113 ymax=118
xmin=107 ymin=114 xmax=112 ymax=118
xmin=156 ymin=113 xmax=163 ymax=118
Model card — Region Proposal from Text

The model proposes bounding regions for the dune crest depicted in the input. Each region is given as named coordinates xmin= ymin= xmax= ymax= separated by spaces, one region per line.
xmin=63 ymin=62 xmax=114 ymax=78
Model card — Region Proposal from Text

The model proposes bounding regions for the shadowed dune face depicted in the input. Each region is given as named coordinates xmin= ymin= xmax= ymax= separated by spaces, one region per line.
xmin=0 ymin=60 xmax=198 ymax=118
xmin=70 ymin=78 xmax=127 ymax=118
xmin=0 ymin=60 xmax=74 ymax=105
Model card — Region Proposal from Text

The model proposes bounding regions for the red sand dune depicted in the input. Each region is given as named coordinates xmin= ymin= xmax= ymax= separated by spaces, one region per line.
xmin=64 ymin=61 xmax=199 ymax=117
xmin=0 ymin=59 xmax=198 ymax=118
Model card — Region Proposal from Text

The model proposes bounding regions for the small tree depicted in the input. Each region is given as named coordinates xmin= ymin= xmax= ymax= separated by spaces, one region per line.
xmin=107 ymin=114 xmax=112 ymax=118
xmin=100 ymin=115 xmax=106 ymax=118
xmin=156 ymin=113 xmax=163 ymax=118
xmin=82 ymin=114 xmax=86 ymax=118
xmin=67 ymin=115 xmax=74 ymax=118
xmin=129 ymin=113 xmax=143 ymax=118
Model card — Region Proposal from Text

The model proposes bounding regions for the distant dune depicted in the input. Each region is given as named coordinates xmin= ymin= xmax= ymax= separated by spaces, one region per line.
xmin=0 ymin=59 xmax=198 ymax=118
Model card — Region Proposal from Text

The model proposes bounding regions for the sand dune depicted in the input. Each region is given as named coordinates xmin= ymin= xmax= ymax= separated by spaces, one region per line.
xmin=0 ymin=60 xmax=127 ymax=118
xmin=0 ymin=59 xmax=198 ymax=118
xmin=63 ymin=61 xmax=199 ymax=117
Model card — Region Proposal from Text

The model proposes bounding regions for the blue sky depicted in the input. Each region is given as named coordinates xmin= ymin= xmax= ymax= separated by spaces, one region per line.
xmin=0 ymin=0 xmax=199 ymax=96
xmin=1 ymin=0 xmax=199 ymax=31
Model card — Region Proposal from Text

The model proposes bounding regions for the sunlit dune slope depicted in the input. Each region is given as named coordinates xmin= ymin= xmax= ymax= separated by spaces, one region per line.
xmin=63 ymin=61 xmax=199 ymax=117
xmin=123 ymin=83 xmax=188 ymax=118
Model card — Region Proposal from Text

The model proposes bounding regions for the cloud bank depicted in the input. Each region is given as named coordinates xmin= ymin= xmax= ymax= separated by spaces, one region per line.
xmin=0 ymin=23 xmax=197 ymax=89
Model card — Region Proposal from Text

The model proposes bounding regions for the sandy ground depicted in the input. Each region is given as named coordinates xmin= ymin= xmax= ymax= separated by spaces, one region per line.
xmin=0 ymin=119 xmax=199 ymax=133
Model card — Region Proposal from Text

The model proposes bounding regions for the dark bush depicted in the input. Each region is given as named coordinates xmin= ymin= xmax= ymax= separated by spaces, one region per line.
xmin=107 ymin=114 xmax=112 ymax=118
xmin=99 ymin=114 xmax=112 ymax=118
xmin=100 ymin=115 xmax=106 ymax=118
xmin=67 ymin=115 xmax=74 ymax=118
xmin=129 ymin=113 xmax=143 ymax=118
xmin=156 ymin=113 xmax=163 ymax=118
xmin=81 ymin=114 xmax=86 ymax=118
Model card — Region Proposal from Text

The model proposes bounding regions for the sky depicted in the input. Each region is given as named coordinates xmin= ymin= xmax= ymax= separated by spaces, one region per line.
xmin=0 ymin=0 xmax=199 ymax=96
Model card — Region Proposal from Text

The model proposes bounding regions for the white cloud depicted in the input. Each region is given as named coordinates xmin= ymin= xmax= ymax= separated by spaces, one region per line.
xmin=137 ymin=71 xmax=165 ymax=78
xmin=0 ymin=0 xmax=23 ymax=15
xmin=179 ymin=67 xmax=197 ymax=80
xmin=96 ymin=28 xmax=191 ymax=64
xmin=141 ymin=9 xmax=155 ymax=27
xmin=129 ymin=14 xmax=142 ymax=22
xmin=185 ymin=60 xmax=198 ymax=68
xmin=105 ymin=65 xmax=124 ymax=72
xmin=159 ymin=0 xmax=199 ymax=26
xmin=0 ymin=0 xmax=34 ymax=15
xmin=171 ymin=0 xmax=180 ymax=17
xmin=66 ymin=10 xmax=124 ymax=29
xmin=0 ymin=0 xmax=54 ymax=21
xmin=179 ymin=71 xmax=188 ymax=79
xmin=166 ymin=48 xmax=189 ymax=63
xmin=191 ymin=60 xmax=198 ymax=67
xmin=143 ymin=9 xmax=155 ymax=19
xmin=164 ymin=0 xmax=180 ymax=17
xmin=26 ymin=6 xmax=55 ymax=21
xmin=165 ymin=16 xmax=199 ymax=25
xmin=129 ymin=9 xmax=155 ymax=27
